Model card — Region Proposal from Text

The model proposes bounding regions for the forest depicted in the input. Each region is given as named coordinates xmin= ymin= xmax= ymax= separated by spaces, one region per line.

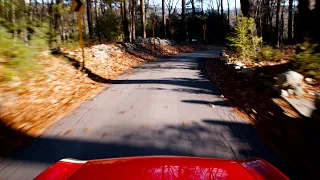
xmin=0 ymin=0 xmax=318 ymax=46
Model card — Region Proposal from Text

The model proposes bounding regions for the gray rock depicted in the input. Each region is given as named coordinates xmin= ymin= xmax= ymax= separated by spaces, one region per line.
xmin=294 ymin=87 xmax=304 ymax=96
xmin=277 ymin=71 xmax=304 ymax=89
xmin=283 ymin=96 xmax=316 ymax=118
xmin=235 ymin=61 xmax=245 ymax=67
xmin=50 ymin=47 xmax=60 ymax=54
xmin=287 ymin=89 xmax=295 ymax=96
xmin=281 ymin=89 xmax=289 ymax=97
xmin=135 ymin=36 xmax=143 ymax=44
xmin=305 ymin=77 xmax=316 ymax=85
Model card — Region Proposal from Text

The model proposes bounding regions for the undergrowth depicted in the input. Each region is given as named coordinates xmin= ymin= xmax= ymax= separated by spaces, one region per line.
xmin=0 ymin=26 xmax=45 ymax=83
xmin=293 ymin=41 xmax=320 ymax=79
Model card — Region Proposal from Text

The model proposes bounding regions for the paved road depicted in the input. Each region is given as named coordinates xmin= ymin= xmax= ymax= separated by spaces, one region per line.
xmin=0 ymin=50 xmax=288 ymax=179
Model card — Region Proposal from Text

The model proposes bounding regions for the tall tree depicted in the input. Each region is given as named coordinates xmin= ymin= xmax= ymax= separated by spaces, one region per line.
xmin=288 ymin=0 xmax=293 ymax=43
xmin=240 ymin=0 xmax=254 ymax=17
xmin=94 ymin=0 xmax=101 ymax=42
xmin=55 ymin=0 xmax=62 ymax=45
xmin=162 ymin=0 xmax=166 ymax=38
xmin=275 ymin=0 xmax=281 ymax=46
xmin=295 ymin=0 xmax=309 ymax=42
xmin=216 ymin=0 xmax=220 ymax=12
xmin=124 ymin=0 xmax=130 ymax=41
xmin=131 ymin=0 xmax=136 ymax=41
xmin=280 ymin=2 xmax=285 ymax=45
xmin=227 ymin=0 xmax=230 ymax=26
xmin=220 ymin=0 xmax=223 ymax=16
xmin=235 ymin=0 xmax=237 ymax=21
xmin=190 ymin=0 xmax=196 ymax=18
xmin=181 ymin=0 xmax=186 ymax=40
xmin=87 ymin=0 xmax=93 ymax=39
xmin=140 ymin=0 xmax=146 ymax=38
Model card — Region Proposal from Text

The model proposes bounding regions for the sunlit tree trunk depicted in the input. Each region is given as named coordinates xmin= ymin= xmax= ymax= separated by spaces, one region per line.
xmin=55 ymin=0 xmax=62 ymax=45
xmin=94 ymin=0 xmax=101 ymax=42
xmin=140 ymin=0 xmax=146 ymax=38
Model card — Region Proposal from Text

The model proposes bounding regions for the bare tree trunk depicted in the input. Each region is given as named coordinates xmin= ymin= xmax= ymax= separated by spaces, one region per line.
xmin=131 ymin=0 xmax=136 ymax=41
xmin=82 ymin=12 xmax=86 ymax=39
xmin=182 ymin=0 xmax=186 ymax=40
xmin=41 ymin=0 xmax=45 ymax=21
xmin=220 ymin=0 xmax=223 ymax=16
xmin=288 ymin=0 xmax=293 ymax=43
xmin=280 ymin=3 xmax=284 ymax=46
xmin=140 ymin=0 xmax=146 ymax=38
xmin=20 ymin=0 xmax=28 ymax=44
xmin=216 ymin=0 xmax=220 ymax=12
xmin=162 ymin=0 xmax=166 ymax=38
xmin=29 ymin=0 xmax=33 ymax=22
xmin=227 ymin=0 xmax=230 ymax=26
xmin=94 ymin=0 xmax=101 ymax=42
xmin=275 ymin=0 xmax=280 ymax=46
xmin=34 ymin=0 xmax=38 ymax=17
xmin=55 ymin=0 xmax=62 ymax=45
xmin=121 ymin=0 xmax=124 ymax=39
xmin=235 ymin=0 xmax=237 ymax=21
xmin=124 ymin=0 xmax=130 ymax=41
xmin=87 ymin=0 xmax=93 ymax=40
xmin=190 ymin=0 xmax=196 ymax=18
xmin=12 ymin=1 xmax=17 ymax=43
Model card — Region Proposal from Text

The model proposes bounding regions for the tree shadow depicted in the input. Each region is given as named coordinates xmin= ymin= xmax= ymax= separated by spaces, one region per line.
xmin=55 ymin=53 xmax=110 ymax=83
xmin=0 ymin=118 xmax=294 ymax=179
xmin=182 ymin=100 xmax=228 ymax=107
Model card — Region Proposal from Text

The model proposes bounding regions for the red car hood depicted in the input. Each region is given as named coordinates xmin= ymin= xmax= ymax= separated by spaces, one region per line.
xmin=35 ymin=156 xmax=288 ymax=180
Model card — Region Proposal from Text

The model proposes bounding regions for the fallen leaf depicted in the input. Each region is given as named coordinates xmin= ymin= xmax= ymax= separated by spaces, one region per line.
xmin=58 ymin=130 xmax=73 ymax=137
xmin=83 ymin=128 xmax=92 ymax=132
xmin=102 ymin=133 xmax=108 ymax=137
xmin=209 ymin=103 xmax=215 ymax=108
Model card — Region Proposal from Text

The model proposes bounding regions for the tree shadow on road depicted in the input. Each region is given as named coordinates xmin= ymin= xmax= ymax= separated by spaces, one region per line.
xmin=1 ymin=119 xmax=294 ymax=178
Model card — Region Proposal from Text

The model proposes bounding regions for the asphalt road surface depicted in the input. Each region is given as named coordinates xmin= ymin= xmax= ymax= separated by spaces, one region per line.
xmin=0 ymin=50 xmax=289 ymax=179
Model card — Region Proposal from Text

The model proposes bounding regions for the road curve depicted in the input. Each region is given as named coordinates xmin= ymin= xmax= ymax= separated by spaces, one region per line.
xmin=0 ymin=50 xmax=287 ymax=179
